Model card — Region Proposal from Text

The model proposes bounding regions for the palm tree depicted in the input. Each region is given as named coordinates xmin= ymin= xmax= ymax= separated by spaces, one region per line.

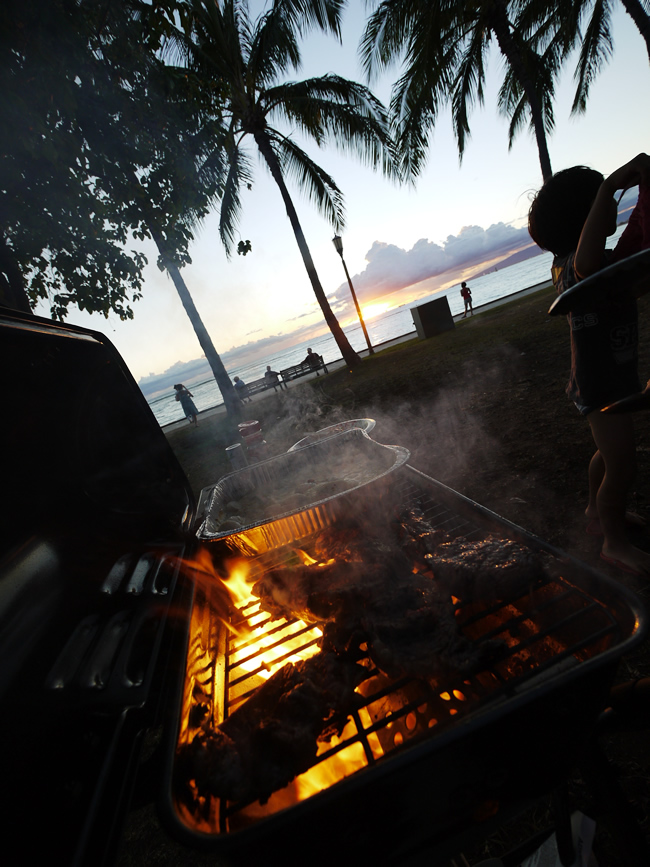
xmin=360 ymin=0 xmax=556 ymax=181
xmin=171 ymin=0 xmax=399 ymax=369
xmin=526 ymin=0 xmax=650 ymax=115
xmin=88 ymin=5 xmax=247 ymax=418
xmin=95 ymin=4 xmax=246 ymax=418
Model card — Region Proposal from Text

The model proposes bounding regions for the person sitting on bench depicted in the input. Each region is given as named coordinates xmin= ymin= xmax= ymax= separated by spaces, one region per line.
xmin=264 ymin=365 xmax=287 ymax=391
xmin=303 ymin=348 xmax=320 ymax=370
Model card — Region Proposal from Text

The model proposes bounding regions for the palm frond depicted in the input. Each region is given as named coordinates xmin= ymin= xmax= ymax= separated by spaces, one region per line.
xmin=571 ymin=0 xmax=614 ymax=114
xmin=359 ymin=0 xmax=420 ymax=81
xmin=360 ymin=0 xmax=458 ymax=84
xmin=180 ymin=0 xmax=246 ymax=86
xmin=264 ymin=75 xmax=399 ymax=179
xmin=248 ymin=3 xmax=302 ymax=90
xmin=451 ymin=26 xmax=489 ymax=160
xmin=273 ymin=0 xmax=343 ymax=40
xmin=267 ymin=129 xmax=345 ymax=230
xmin=218 ymin=140 xmax=254 ymax=256
xmin=497 ymin=38 xmax=556 ymax=146
xmin=388 ymin=30 xmax=459 ymax=179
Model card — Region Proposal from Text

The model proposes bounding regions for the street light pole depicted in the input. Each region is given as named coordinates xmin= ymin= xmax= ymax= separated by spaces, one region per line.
xmin=332 ymin=235 xmax=374 ymax=355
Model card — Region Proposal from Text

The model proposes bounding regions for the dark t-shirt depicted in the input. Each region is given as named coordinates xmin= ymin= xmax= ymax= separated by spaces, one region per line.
xmin=552 ymin=250 xmax=640 ymax=413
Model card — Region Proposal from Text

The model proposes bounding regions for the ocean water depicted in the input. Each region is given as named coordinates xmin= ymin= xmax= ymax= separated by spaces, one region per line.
xmin=149 ymin=226 xmax=627 ymax=427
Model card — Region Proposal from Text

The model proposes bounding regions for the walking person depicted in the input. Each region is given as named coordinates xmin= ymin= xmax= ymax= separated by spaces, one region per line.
xmin=173 ymin=383 xmax=199 ymax=426
xmin=460 ymin=282 xmax=473 ymax=317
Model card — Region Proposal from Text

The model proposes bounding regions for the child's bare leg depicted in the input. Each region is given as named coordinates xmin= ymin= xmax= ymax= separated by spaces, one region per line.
xmin=588 ymin=412 xmax=650 ymax=574
xmin=585 ymin=449 xmax=604 ymax=521
xmin=585 ymin=441 xmax=646 ymax=532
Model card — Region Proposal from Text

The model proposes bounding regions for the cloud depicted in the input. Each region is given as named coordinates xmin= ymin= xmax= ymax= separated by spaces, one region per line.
xmin=329 ymin=222 xmax=533 ymax=307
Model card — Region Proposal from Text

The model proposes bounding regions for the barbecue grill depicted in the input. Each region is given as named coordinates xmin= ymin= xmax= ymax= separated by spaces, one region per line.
xmin=1 ymin=308 xmax=647 ymax=867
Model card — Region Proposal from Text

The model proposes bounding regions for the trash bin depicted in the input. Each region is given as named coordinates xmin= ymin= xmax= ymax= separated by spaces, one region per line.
xmin=411 ymin=296 xmax=455 ymax=338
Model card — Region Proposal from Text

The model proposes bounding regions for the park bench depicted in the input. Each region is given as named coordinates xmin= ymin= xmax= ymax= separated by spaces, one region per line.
xmin=280 ymin=354 xmax=329 ymax=383
xmin=240 ymin=377 xmax=278 ymax=397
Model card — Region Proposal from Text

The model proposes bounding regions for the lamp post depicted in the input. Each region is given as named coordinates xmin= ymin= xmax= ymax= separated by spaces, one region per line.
xmin=332 ymin=235 xmax=374 ymax=355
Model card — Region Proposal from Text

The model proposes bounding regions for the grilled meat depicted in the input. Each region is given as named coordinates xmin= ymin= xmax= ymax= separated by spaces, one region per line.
xmin=182 ymin=508 xmax=547 ymax=807
xmin=177 ymin=651 xmax=367 ymax=804
xmin=391 ymin=507 xmax=549 ymax=601
xmin=393 ymin=506 xmax=451 ymax=569
xmin=253 ymin=557 xmax=500 ymax=680
xmin=308 ymin=520 xmax=413 ymax=571
xmin=431 ymin=536 xmax=548 ymax=602
xmin=252 ymin=557 xmax=408 ymax=624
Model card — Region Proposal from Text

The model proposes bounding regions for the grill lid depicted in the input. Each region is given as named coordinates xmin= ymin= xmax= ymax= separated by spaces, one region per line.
xmin=0 ymin=310 xmax=198 ymax=864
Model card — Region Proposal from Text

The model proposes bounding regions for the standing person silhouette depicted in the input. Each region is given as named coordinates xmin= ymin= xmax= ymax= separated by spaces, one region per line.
xmin=460 ymin=282 xmax=473 ymax=316
xmin=173 ymin=384 xmax=199 ymax=426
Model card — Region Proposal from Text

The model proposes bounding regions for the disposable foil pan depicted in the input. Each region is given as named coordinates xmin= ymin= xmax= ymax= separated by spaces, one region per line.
xmin=195 ymin=428 xmax=410 ymax=554
xmin=287 ymin=418 xmax=376 ymax=451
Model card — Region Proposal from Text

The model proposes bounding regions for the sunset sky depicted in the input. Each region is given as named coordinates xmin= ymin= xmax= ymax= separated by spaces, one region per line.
xmin=35 ymin=4 xmax=650 ymax=383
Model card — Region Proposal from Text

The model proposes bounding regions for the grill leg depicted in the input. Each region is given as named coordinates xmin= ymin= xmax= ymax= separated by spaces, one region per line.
xmin=578 ymin=739 xmax=650 ymax=864
xmin=551 ymin=784 xmax=576 ymax=866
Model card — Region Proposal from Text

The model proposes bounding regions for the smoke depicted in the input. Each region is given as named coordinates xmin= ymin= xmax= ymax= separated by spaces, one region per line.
xmin=257 ymin=347 xmax=569 ymax=546
xmin=299 ymin=347 xmax=526 ymax=509
xmin=265 ymin=384 xmax=350 ymax=449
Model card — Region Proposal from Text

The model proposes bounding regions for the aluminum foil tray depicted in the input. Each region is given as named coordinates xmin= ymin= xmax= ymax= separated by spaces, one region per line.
xmin=287 ymin=418 xmax=376 ymax=452
xmin=196 ymin=428 xmax=410 ymax=553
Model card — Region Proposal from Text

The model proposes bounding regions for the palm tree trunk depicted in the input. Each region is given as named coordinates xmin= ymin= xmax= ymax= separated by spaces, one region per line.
xmin=253 ymin=130 xmax=362 ymax=369
xmin=126 ymin=169 xmax=242 ymax=417
xmin=144 ymin=219 xmax=242 ymax=419
xmin=160 ymin=253 xmax=242 ymax=419
xmin=489 ymin=1 xmax=553 ymax=181
xmin=620 ymin=0 xmax=650 ymax=61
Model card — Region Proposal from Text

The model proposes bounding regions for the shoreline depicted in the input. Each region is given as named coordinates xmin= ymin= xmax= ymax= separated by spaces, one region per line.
xmin=161 ymin=279 xmax=553 ymax=433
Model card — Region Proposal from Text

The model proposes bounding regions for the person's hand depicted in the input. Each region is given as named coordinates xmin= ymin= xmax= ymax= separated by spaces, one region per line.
xmin=604 ymin=153 xmax=650 ymax=196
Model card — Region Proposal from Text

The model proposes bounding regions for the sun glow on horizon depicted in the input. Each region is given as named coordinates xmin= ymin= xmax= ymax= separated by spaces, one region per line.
xmin=361 ymin=301 xmax=391 ymax=319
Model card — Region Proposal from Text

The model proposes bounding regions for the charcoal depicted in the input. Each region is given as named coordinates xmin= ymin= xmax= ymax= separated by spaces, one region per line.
xmin=178 ymin=651 xmax=367 ymax=804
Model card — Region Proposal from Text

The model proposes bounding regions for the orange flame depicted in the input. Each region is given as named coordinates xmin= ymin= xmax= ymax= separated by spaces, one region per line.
xmin=178 ymin=548 xmax=257 ymax=638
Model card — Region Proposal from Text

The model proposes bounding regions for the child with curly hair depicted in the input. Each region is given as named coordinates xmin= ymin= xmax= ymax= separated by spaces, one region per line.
xmin=528 ymin=153 xmax=650 ymax=576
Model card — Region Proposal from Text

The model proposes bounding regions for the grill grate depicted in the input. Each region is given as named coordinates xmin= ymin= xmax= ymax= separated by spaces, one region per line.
xmin=182 ymin=475 xmax=624 ymax=827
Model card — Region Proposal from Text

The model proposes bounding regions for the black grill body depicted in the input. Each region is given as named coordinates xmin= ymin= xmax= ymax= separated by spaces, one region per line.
xmin=0 ymin=309 xmax=646 ymax=867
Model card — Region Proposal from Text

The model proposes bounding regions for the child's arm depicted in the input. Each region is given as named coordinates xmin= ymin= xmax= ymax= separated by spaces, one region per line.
xmin=575 ymin=153 xmax=650 ymax=279
xmin=612 ymin=183 xmax=650 ymax=262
